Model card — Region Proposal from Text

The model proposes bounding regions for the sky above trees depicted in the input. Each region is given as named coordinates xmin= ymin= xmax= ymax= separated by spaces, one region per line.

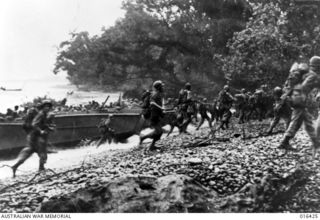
xmin=0 ymin=0 xmax=124 ymax=81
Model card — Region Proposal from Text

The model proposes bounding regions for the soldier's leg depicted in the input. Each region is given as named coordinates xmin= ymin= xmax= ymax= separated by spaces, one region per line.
xmin=193 ymin=108 xmax=198 ymax=122
xmin=179 ymin=109 xmax=187 ymax=132
xmin=97 ymin=126 xmax=114 ymax=146
xmin=239 ymin=108 xmax=244 ymax=124
xmin=278 ymin=108 xmax=303 ymax=150
xmin=149 ymin=123 xmax=163 ymax=150
xmin=224 ymin=110 xmax=232 ymax=129
xmin=36 ymin=137 xmax=48 ymax=171
xmin=283 ymin=114 xmax=291 ymax=130
xmin=315 ymin=114 xmax=320 ymax=157
xmin=303 ymin=110 xmax=319 ymax=158
xmin=267 ymin=115 xmax=280 ymax=134
xmin=209 ymin=110 xmax=215 ymax=125
xmin=12 ymin=146 xmax=34 ymax=177
xmin=181 ymin=113 xmax=192 ymax=133
xmin=257 ymin=106 xmax=263 ymax=121
xmin=12 ymin=135 xmax=36 ymax=177
xmin=196 ymin=114 xmax=205 ymax=130
xmin=205 ymin=114 xmax=212 ymax=128
xmin=246 ymin=107 xmax=254 ymax=121
xmin=167 ymin=113 xmax=179 ymax=136
xmin=217 ymin=109 xmax=226 ymax=130
xmin=167 ymin=124 xmax=175 ymax=137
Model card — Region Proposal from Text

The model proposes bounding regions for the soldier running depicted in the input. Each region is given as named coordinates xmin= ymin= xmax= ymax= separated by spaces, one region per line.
xmin=216 ymin=85 xmax=234 ymax=130
xmin=266 ymin=86 xmax=291 ymax=135
xmin=139 ymin=80 xmax=165 ymax=151
xmin=196 ymin=98 xmax=212 ymax=130
xmin=234 ymin=88 xmax=248 ymax=124
xmin=177 ymin=82 xmax=194 ymax=133
xmin=278 ymin=57 xmax=320 ymax=157
xmin=12 ymin=100 xmax=54 ymax=177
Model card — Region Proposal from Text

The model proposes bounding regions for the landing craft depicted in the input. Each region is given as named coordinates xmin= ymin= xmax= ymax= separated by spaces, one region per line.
xmin=0 ymin=111 xmax=143 ymax=155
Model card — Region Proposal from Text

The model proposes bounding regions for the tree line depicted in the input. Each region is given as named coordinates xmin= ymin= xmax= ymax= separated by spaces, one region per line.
xmin=53 ymin=0 xmax=320 ymax=98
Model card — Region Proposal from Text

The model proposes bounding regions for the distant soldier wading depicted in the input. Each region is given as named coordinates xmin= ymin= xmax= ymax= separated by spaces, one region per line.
xmin=12 ymin=100 xmax=54 ymax=177
xmin=279 ymin=56 xmax=320 ymax=157
xmin=139 ymin=81 xmax=165 ymax=151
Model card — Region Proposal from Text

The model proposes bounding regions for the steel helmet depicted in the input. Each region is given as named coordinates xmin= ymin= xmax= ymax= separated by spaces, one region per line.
xmin=40 ymin=100 xmax=53 ymax=109
xmin=185 ymin=82 xmax=191 ymax=90
xmin=153 ymin=80 xmax=164 ymax=89
xmin=309 ymin=56 xmax=320 ymax=68
xmin=223 ymin=85 xmax=229 ymax=90
xmin=273 ymin=86 xmax=282 ymax=94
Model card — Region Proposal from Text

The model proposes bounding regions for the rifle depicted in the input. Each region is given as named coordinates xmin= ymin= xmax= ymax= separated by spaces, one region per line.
xmin=99 ymin=95 xmax=110 ymax=110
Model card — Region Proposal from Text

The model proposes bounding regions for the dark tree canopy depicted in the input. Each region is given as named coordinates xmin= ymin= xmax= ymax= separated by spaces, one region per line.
xmin=53 ymin=0 xmax=320 ymax=97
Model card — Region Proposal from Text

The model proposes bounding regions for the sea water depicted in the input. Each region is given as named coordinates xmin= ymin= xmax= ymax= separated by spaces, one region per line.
xmin=0 ymin=76 xmax=130 ymax=179
xmin=0 ymin=76 xmax=120 ymax=113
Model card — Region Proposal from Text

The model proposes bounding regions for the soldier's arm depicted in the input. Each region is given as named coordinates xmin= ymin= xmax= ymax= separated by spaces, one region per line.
xmin=150 ymin=94 xmax=163 ymax=110
xmin=217 ymin=91 xmax=223 ymax=102
xmin=282 ymin=72 xmax=301 ymax=98
xmin=227 ymin=92 xmax=235 ymax=101
xmin=187 ymin=91 xmax=192 ymax=101
xmin=32 ymin=113 xmax=44 ymax=134
xmin=301 ymin=74 xmax=318 ymax=95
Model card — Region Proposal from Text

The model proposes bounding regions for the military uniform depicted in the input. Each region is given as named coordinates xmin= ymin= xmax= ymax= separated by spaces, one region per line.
xmin=196 ymin=99 xmax=212 ymax=130
xmin=234 ymin=90 xmax=248 ymax=124
xmin=254 ymin=89 xmax=265 ymax=121
xmin=280 ymin=59 xmax=320 ymax=153
xmin=12 ymin=101 xmax=54 ymax=177
xmin=178 ymin=83 xmax=193 ymax=133
xmin=141 ymin=90 xmax=151 ymax=119
xmin=267 ymin=87 xmax=291 ymax=134
xmin=139 ymin=81 xmax=164 ymax=150
xmin=217 ymin=87 xmax=234 ymax=129
xmin=22 ymin=107 xmax=39 ymax=134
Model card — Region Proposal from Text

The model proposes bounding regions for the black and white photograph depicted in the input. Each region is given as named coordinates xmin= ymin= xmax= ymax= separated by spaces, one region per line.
xmin=1 ymin=0 xmax=320 ymax=216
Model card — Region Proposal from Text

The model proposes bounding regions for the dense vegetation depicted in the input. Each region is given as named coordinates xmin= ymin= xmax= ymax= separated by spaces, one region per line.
xmin=53 ymin=0 xmax=320 ymax=98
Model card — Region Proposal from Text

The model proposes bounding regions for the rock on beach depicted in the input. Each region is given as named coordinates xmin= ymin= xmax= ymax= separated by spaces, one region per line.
xmin=0 ymin=123 xmax=318 ymax=213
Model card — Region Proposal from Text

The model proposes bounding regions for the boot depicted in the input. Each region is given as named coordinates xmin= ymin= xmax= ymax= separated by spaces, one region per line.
xmin=312 ymin=147 xmax=318 ymax=160
xmin=278 ymin=136 xmax=297 ymax=151
xmin=266 ymin=127 xmax=273 ymax=135
xmin=148 ymin=140 xmax=157 ymax=151
xmin=139 ymin=135 xmax=145 ymax=145
xmin=39 ymin=162 xmax=45 ymax=172
xmin=312 ymin=142 xmax=319 ymax=159
xmin=11 ymin=161 xmax=23 ymax=178
xmin=11 ymin=165 xmax=18 ymax=178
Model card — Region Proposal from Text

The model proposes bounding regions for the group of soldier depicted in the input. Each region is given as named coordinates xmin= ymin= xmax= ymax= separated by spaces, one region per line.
xmin=139 ymin=56 xmax=320 ymax=159
xmin=10 ymin=55 xmax=320 ymax=177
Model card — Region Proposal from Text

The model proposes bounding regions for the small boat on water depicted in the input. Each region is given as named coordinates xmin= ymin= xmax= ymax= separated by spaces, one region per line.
xmin=0 ymin=87 xmax=22 ymax=92
xmin=0 ymin=112 xmax=143 ymax=154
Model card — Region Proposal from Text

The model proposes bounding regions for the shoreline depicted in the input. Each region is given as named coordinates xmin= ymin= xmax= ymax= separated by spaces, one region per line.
xmin=0 ymin=121 xmax=318 ymax=212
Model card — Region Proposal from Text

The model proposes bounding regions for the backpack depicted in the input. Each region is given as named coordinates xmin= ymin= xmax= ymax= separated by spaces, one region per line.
xmin=22 ymin=108 xmax=38 ymax=133
xmin=141 ymin=91 xmax=151 ymax=109
xmin=178 ymin=89 xmax=188 ymax=104
xmin=141 ymin=91 xmax=151 ymax=119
